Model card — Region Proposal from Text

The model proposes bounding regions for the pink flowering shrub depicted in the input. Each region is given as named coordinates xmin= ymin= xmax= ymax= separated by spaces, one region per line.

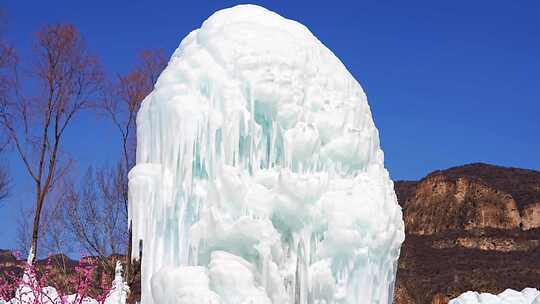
xmin=0 ymin=253 xmax=112 ymax=304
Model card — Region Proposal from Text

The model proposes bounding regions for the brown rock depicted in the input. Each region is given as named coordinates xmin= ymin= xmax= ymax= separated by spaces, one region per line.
xmin=431 ymin=293 xmax=450 ymax=304
xmin=404 ymin=174 xmax=522 ymax=235
xmin=522 ymin=202 xmax=540 ymax=230
xmin=394 ymin=163 xmax=540 ymax=304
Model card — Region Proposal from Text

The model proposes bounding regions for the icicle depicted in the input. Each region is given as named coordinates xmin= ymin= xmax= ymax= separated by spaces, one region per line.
xmin=295 ymin=238 xmax=308 ymax=304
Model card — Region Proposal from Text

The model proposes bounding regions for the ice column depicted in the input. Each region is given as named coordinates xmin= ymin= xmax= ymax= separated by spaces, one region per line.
xmin=129 ymin=4 xmax=405 ymax=304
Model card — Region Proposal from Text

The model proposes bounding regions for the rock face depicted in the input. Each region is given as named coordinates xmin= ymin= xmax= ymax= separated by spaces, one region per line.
xmin=402 ymin=163 xmax=540 ymax=235
xmin=394 ymin=163 xmax=540 ymax=304
xmin=522 ymin=202 xmax=540 ymax=230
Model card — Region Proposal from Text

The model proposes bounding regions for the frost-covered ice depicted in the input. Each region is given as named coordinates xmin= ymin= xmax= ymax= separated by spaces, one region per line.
xmin=128 ymin=4 xmax=404 ymax=304
xmin=104 ymin=262 xmax=130 ymax=304
xmin=450 ymin=288 xmax=540 ymax=304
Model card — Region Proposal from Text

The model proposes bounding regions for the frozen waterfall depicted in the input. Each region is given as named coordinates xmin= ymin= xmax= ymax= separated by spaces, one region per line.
xmin=128 ymin=4 xmax=405 ymax=304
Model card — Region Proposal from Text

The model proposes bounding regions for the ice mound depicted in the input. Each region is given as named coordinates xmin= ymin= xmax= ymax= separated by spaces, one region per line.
xmin=128 ymin=4 xmax=404 ymax=304
xmin=450 ymin=288 xmax=540 ymax=304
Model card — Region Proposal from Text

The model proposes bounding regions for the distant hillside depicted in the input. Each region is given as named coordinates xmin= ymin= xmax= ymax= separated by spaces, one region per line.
xmin=394 ymin=163 xmax=540 ymax=304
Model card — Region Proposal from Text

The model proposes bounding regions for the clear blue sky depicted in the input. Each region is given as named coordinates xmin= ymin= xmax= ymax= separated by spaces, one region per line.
xmin=1 ymin=1 xmax=539 ymax=250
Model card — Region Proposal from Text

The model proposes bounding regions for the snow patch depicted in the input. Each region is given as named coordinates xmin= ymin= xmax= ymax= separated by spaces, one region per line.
xmin=450 ymin=288 xmax=540 ymax=304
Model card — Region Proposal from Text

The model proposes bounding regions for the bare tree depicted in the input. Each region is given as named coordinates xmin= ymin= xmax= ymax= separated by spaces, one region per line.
xmin=53 ymin=49 xmax=165 ymax=286
xmin=101 ymin=49 xmax=166 ymax=283
xmin=0 ymin=147 xmax=8 ymax=204
xmin=103 ymin=49 xmax=166 ymax=173
xmin=0 ymin=166 xmax=8 ymax=203
xmin=0 ymin=9 xmax=13 ymax=204
xmin=0 ymin=24 xmax=103 ymax=263
xmin=16 ymin=207 xmax=32 ymax=255
xmin=61 ymin=165 xmax=127 ymax=273
xmin=15 ymin=188 xmax=75 ymax=278
xmin=41 ymin=192 xmax=76 ymax=272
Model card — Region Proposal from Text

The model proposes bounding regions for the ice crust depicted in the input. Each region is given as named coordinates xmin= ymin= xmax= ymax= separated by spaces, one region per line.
xmin=449 ymin=288 xmax=540 ymax=304
xmin=128 ymin=4 xmax=404 ymax=304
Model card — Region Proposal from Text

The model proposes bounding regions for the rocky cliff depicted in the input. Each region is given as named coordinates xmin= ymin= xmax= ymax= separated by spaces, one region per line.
xmin=394 ymin=163 xmax=540 ymax=304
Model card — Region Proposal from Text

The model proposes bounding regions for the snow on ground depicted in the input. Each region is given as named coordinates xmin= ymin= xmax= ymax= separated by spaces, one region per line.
xmin=450 ymin=288 xmax=540 ymax=304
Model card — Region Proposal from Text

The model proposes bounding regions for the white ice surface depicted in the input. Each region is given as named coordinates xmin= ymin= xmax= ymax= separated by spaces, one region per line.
xmin=450 ymin=288 xmax=540 ymax=304
xmin=104 ymin=262 xmax=130 ymax=304
xmin=129 ymin=4 xmax=404 ymax=304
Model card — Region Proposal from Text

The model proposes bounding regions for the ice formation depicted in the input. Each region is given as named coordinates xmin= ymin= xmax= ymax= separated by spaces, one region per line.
xmin=104 ymin=262 xmax=130 ymax=304
xmin=449 ymin=288 xmax=540 ymax=304
xmin=128 ymin=4 xmax=404 ymax=304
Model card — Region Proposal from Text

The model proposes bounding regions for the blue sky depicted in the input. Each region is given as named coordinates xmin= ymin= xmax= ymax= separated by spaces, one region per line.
xmin=1 ymin=1 xmax=539 ymax=250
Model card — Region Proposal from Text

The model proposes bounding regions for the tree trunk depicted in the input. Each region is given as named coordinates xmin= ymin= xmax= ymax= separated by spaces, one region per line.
xmin=126 ymin=221 xmax=132 ymax=284
xmin=28 ymin=192 xmax=45 ymax=264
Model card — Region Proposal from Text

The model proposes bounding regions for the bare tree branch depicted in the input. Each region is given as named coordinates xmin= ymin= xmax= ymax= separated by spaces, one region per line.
xmin=94 ymin=48 xmax=165 ymax=286
xmin=0 ymin=24 xmax=104 ymax=263
xmin=0 ymin=10 xmax=14 ymax=204
xmin=0 ymin=163 xmax=8 ymax=203
xmin=61 ymin=165 xmax=127 ymax=274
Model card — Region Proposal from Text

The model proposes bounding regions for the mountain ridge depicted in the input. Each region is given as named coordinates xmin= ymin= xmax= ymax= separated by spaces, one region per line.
xmin=394 ymin=162 xmax=540 ymax=303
